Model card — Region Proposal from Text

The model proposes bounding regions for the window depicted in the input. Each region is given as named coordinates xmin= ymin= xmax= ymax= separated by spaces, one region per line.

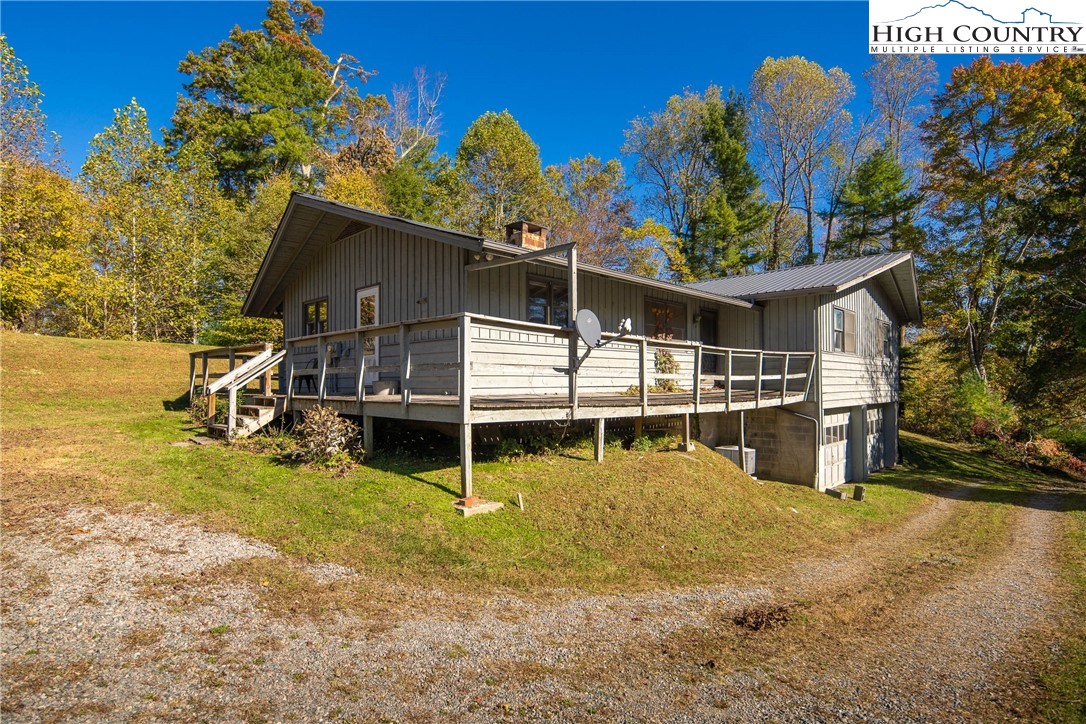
xmin=880 ymin=321 xmax=893 ymax=358
xmin=832 ymin=306 xmax=856 ymax=353
xmin=645 ymin=299 xmax=687 ymax=340
xmin=304 ymin=298 xmax=328 ymax=336
xmin=527 ymin=278 xmax=569 ymax=326
xmin=356 ymin=286 xmax=378 ymax=357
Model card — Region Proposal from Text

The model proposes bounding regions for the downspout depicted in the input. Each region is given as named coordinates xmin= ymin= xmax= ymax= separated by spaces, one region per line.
xmin=778 ymin=407 xmax=820 ymax=489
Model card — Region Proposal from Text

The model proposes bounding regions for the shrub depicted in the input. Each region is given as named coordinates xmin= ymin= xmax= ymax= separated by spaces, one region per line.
xmin=293 ymin=406 xmax=362 ymax=467
xmin=954 ymin=372 xmax=1018 ymax=437
xmin=187 ymin=395 xmax=210 ymax=425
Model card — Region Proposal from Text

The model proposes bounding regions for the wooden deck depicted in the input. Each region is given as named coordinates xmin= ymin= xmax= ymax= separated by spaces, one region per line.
xmin=281 ymin=312 xmax=816 ymax=427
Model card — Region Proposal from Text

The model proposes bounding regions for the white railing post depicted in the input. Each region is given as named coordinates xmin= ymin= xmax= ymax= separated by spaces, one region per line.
xmin=400 ymin=323 xmax=411 ymax=408
xmin=188 ymin=355 xmax=197 ymax=401
xmin=459 ymin=315 xmax=472 ymax=423
xmin=201 ymin=352 xmax=210 ymax=393
xmin=355 ymin=331 xmax=365 ymax=403
xmin=804 ymin=353 xmax=816 ymax=399
xmin=693 ymin=345 xmax=702 ymax=412
xmin=639 ymin=338 xmax=649 ymax=417
xmin=227 ymin=384 xmax=237 ymax=439
xmin=568 ymin=245 xmax=578 ymax=413
xmin=286 ymin=341 xmax=296 ymax=408
xmin=725 ymin=350 xmax=733 ymax=413
xmin=317 ymin=335 xmax=328 ymax=404
xmin=755 ymin=351 xmax=764 ymax=408
xmin=782 ymin=353 xmax=790 ymax=400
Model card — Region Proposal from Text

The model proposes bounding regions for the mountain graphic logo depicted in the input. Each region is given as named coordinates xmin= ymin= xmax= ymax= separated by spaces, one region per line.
xmin=884 ymin=0 xmax=1075 ymax=24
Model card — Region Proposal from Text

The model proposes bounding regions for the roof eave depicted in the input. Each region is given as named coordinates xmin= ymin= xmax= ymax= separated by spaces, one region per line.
xmin=244 ymin=194 xmax=488 ymax=318
xmin=478 ymin=240 xmax=755 ymax=309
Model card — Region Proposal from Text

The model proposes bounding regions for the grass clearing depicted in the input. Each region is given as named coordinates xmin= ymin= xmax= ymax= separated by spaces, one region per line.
xmin=1 ymin=331 xmax=940 ymax=594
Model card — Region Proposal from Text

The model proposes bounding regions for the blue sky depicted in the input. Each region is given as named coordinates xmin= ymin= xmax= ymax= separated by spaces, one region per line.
xmin=2 ymin=2 xmax=990 ymax=174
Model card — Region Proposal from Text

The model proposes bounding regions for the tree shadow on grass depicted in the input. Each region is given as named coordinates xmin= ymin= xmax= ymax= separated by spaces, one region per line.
xmin=871 ymin=433 xmax=1086 ymax=513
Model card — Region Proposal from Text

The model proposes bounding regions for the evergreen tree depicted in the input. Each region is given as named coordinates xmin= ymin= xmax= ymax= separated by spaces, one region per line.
xmin=697 ymin=92 xmax=771 ymax=275
xmin=832 ymin=145 xmax=922 ymax=258
xmin=168 ymin=0 xmax=370 ymax=198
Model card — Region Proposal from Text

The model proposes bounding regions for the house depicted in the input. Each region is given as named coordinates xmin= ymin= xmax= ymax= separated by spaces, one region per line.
xmin=196 ymin=193 xmax=920 ymax=500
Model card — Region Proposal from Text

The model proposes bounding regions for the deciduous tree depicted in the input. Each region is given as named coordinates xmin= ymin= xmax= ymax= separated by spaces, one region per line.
xmin=750 ymin=56 xmax=854 ymax=267
xmin=447 ymin=110 xmax=548 ymax=237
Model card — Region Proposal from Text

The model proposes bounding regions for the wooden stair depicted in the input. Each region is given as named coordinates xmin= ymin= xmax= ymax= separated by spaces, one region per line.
xmin=208 ymin=394 xmax=286 ymax=439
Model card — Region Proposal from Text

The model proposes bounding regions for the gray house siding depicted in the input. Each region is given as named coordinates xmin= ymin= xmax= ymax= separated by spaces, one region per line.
xmin=282 ymin=226 xmax=465 ymax=339
xmin=466 ymin=259 xmax=762 ymax=349
xmin=817 ymin=281 xmax=899 ymax=408
xmin=761 ymin=295 xmax=817 ymax=352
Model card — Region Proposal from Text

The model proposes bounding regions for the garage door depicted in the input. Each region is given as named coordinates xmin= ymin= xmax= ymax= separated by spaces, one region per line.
xmin=824 ymin=411 xmax=851 ymax=487
xmin=867 ymin=406 xmax=885 ymax=473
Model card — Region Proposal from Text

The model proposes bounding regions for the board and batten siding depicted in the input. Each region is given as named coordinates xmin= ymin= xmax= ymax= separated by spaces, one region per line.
xmin=761 ymin=295 xmax=816 ymax=352
xmin=817 ymin=280 xmax=899 ymax=407
xmin=466 ymin=259 xmax=762 ymax=349
xmin=282 ymin=226 xmax=466 ymax=394
xmin=283 ymin=225 xmax=465 ymax=338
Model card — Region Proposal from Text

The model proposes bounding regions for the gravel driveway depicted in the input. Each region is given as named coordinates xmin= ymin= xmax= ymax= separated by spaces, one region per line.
xmin=1 ymin=487 xmax=1066 ymax=721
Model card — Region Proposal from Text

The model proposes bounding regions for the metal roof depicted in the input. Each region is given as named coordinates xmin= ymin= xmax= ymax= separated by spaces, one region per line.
xmin=688 ymin=252 xmax=922 ymax=322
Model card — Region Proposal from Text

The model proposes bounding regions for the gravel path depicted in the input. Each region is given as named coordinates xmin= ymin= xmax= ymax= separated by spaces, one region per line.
xmin=709 ymin=493 xmax=1064 ymax=722
xmin=1 ymin=488 xmax=1064 ymax=721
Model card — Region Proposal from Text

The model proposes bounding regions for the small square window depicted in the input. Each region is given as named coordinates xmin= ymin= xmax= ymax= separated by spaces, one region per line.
xmin=527 ymin=278 xmax=569 ymax=326
xmin=304 ymin=299 xmax=328 ymax=336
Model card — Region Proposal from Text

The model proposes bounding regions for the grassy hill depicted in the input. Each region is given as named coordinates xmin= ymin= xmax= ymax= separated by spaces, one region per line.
xmin=2 ymin=331 xmax=935 ymax=592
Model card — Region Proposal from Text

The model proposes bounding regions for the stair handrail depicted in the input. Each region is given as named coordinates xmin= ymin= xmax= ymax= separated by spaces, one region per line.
xmin=217 ymin=348 xmax=287 ymax=439
xmin=206 ymin=348 xmax=276 ymax=395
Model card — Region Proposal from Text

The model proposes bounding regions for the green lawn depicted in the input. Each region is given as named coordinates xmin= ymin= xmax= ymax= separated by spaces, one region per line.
xmin=2 ymin=330 xmax=945 ymax=593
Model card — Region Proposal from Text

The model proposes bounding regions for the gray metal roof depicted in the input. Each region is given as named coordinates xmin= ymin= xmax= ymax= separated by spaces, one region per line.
xmin=688 ymin=252 xmax=922 ymax=322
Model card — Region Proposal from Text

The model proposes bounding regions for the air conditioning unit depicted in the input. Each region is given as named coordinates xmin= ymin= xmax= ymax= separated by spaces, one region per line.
xmin=715 ymin=445 xmax=756 ymax=475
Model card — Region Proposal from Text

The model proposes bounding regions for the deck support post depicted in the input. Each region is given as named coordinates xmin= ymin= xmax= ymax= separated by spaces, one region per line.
xmin=206 ymin=393 xmax=217 ymax=431
xmin=634 ymin=416 xmax=644 ymax=439
xmin=594 ymin=418 xmax=605 ymax=463
xmin=363 ymin=415 xmax=374 ymax=455
xmin=681 ymin=413 xmax=694 ymax=452
xmin=460 ymin=423 xmax=473 ymax=499
xmin=567 ymin=245 xmax=579 ymax=413
xmin=262 ymin=342 xmax=273 ymax=395
xmin=738 ymin=410 xmax=747 ymax=473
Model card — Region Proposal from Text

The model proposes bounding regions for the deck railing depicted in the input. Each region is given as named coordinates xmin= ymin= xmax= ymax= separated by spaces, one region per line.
xmin=284 ymin=313 xmax=816 ymax=416
xmin=188 ymin=343 xmax=276 ymax=400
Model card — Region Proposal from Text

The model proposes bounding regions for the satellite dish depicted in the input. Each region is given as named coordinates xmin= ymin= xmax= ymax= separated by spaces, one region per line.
xmin=575 ymin=308 xmax=603 ymax=348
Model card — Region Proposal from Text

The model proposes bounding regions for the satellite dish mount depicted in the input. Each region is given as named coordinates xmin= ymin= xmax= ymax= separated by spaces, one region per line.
xmin=571 ymin=309 xmax=633 ymax=372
